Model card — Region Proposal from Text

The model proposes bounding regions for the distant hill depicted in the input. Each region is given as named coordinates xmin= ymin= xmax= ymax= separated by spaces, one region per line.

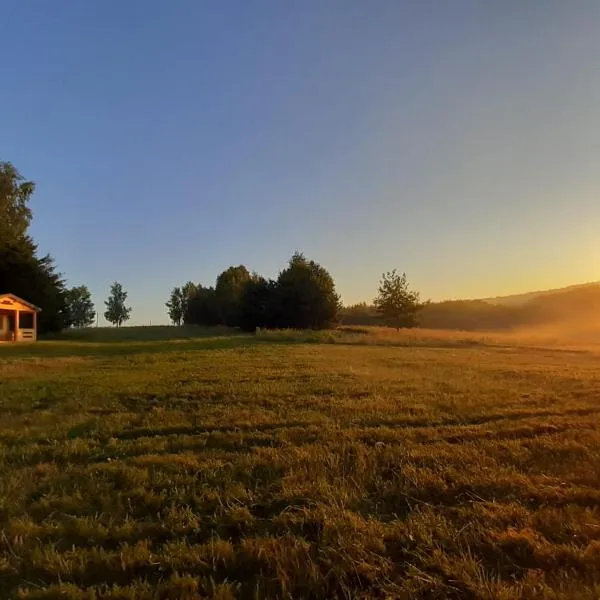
xmin=342 ymin=281 xmax=600 ymax=331
xmin=483 ymin=282 xmax=600 ymax=306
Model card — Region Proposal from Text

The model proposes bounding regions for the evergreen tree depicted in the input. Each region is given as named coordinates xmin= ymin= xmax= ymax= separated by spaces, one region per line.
xmin=0 ymin=162 xmax=67 ymax=333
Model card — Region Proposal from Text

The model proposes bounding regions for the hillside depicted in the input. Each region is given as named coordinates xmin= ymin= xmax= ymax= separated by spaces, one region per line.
xmin=343 ymin=282 xmax=600 ymax=332
xmin=483 ymin=281 xmax=600 ymax=306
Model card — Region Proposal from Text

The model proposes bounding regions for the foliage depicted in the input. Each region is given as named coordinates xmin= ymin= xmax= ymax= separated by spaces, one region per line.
xmin=0 ymin=238 xmax=67 ymax=333
xmin=419 ymin=299 xmax=528 ymax=330
xmin=0 ymin=161 xmax=35 ymax=247
xmin=166 ymin=282 xmax=197 ymax=326
xmin=0 ymin=163 xmax=67 ymax=332
xmin=343 ymin=284 xmax=600 ymax=332
xmin=181 ymin=281 xmax=197 ymax=314
xmin=237 ymin=275 xmax=278 ymax=331
xmin=374 ymin=269 xmax=421 ymax=329
xmin=215 ymin=265 xmax=251 ymax=326
xmin=340 ymin=302 xmax=379 ymax=326
xmin=64 ymin=285 xmax=95 ymax=328
xmin=166 ymin=287 xmax=184 ymax=325
xmin=0 ymin=329 xmax=599 ymax=598
xmin=180 ymin=254 xmax=339 ymax=331
xmin=275 ymin=252 xmax=340 ymax=329
xmin=184 ymin=285 xmax=220 ymax=326
xmin=103 ymin=281 xmax=132 ymax=327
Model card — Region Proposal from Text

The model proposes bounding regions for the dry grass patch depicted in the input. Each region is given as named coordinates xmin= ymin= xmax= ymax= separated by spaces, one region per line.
xmin=0 ymin=327 xmax=599 ymax=598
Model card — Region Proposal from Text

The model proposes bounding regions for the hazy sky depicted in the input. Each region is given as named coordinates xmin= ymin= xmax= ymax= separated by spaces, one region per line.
xmin=3 ymin=1 xmax=600 ymax=324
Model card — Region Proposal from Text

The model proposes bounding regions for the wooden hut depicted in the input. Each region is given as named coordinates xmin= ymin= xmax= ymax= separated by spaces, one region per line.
xmin=0 ymin=294 xmax=41 ymax=342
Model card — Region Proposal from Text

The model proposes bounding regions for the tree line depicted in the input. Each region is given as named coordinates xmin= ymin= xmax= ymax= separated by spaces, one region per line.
xmin=167 ymin=263 xmax=422 ymax=331
xmin=1 ymin=161 xmax=134 ymax=331
xmin=2 ymin=160 xmax=422 ymax=333
xmin=343 ymin=284 xmax=600 ymax=332
xmin=166 ymin=253 xmax=343 ymax=331
xmin=61 ymin=282 xmax=132 ymax=328
xmin=1 ymin=162 xmax=66 ymax=332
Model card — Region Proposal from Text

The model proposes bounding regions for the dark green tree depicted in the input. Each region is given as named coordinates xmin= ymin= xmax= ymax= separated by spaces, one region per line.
xmin=215 ymin=265 xmax=251 ymax=326
xmin=374 ymin=270 xmax=421 ymax=329
xmin=238 ymin=275 xmax=278 ymax=331
xmin=0 ymin=239 xmax=68 ymax=333
xmin=104 ymin=282 xmax=132 ymax=327
xmin=65 ymin=285 xmax=95 ymax=328
xmin=0 ymin=162 xmax=67 ymax=332
xmin=340 ymin=302 xmax=378 ymax=326
xmin=167 ymin=282 xmax=198 ymax=325
xmin=184 ymin=285 xmax=220 ymax=326
xmin=166 ymin=286 xmax=184 ymax=325
xmin=181 ymin=281 xmax=197 ymax=320
xmin=276 ymin=253 xmax=340 ymax=329
xmin=0 ymin=162 xmax=35 ymax=247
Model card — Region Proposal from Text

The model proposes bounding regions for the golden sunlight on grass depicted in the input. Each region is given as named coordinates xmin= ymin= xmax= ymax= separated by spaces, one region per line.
xmin=0 ymin=327 xmax=599 ymax=598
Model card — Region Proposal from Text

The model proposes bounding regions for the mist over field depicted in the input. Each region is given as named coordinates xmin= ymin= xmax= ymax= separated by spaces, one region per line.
xmin=343 ymin=282 xmax=600 ymax=344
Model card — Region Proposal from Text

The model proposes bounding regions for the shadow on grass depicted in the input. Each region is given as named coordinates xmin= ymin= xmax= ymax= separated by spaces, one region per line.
xmin=0 ymin=326 xmax=333 ymax=359
xmin=0 ymin=331 xmax=488 ymax=360
xmin=45 ymin=325 xmax=236 ymax=343
xmin=0 ymin=325 xmax=526 ymax=360
xmin=0 ymin=333 xmax=256 ymax=358
xmin=0 ymin=330 xmax=338 ymax=359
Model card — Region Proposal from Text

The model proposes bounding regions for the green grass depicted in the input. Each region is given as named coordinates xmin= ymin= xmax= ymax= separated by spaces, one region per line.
xmin=1 ymin=327 xmax=599 ymax=599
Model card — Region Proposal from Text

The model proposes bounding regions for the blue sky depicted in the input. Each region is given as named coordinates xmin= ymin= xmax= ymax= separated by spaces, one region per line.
xmin=3 ymin=1 xmax=600 ymax=324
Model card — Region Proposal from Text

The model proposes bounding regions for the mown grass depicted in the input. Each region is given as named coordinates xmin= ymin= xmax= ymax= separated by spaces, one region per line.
xmin=1 ymin=327 xmax=599 ymax=599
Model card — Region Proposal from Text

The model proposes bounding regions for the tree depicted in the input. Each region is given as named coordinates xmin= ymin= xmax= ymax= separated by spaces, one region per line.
xmin=215 ymin=265 xmax=251 ymax=326
xmin=175 ymin=255 xmax=340 ymax=331
xmin=0 ymin=162 xmax=35 ymax=248
xmin=340 ymin=302 xmax=378 ymax=326
xmin=104 ymin=282 xmax=132 ymax=327
xmin=0 ymin=162 xmax=67 ymax=333
xmin=185 ymin=285 xmax=220 ymax=326
xmin=167 ymin=282 xmax=200 ymax=325
xmin=238 ymin=275 xmax=278 ymax=332
xmin=0 ymin=239 xmax=68 ymax=333
xmin=276 ymin=252 xmax=340 ymax=329
xmin=64 ymin=285 xmax=95 ymax=328
xmin=166 ymin=286 xmax=184 ymax=325
xmin=181 ymin=281 xmax=197 ymax=320
xmin=374 ymin=270 xmax=421 ymax=329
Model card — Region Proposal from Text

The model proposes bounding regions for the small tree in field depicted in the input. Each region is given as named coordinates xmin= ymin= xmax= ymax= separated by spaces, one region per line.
xmin=104 ymin=282 xmax=132 ymax=327
xmin=65 ymin=285 xmax=95 ymax=328
xmin=374 ymin=270 xmax=421 ymax=329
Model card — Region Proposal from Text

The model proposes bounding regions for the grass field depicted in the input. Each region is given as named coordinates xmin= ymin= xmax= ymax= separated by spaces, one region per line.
xmin=1 ymin=326 xmax=599 ymax=599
